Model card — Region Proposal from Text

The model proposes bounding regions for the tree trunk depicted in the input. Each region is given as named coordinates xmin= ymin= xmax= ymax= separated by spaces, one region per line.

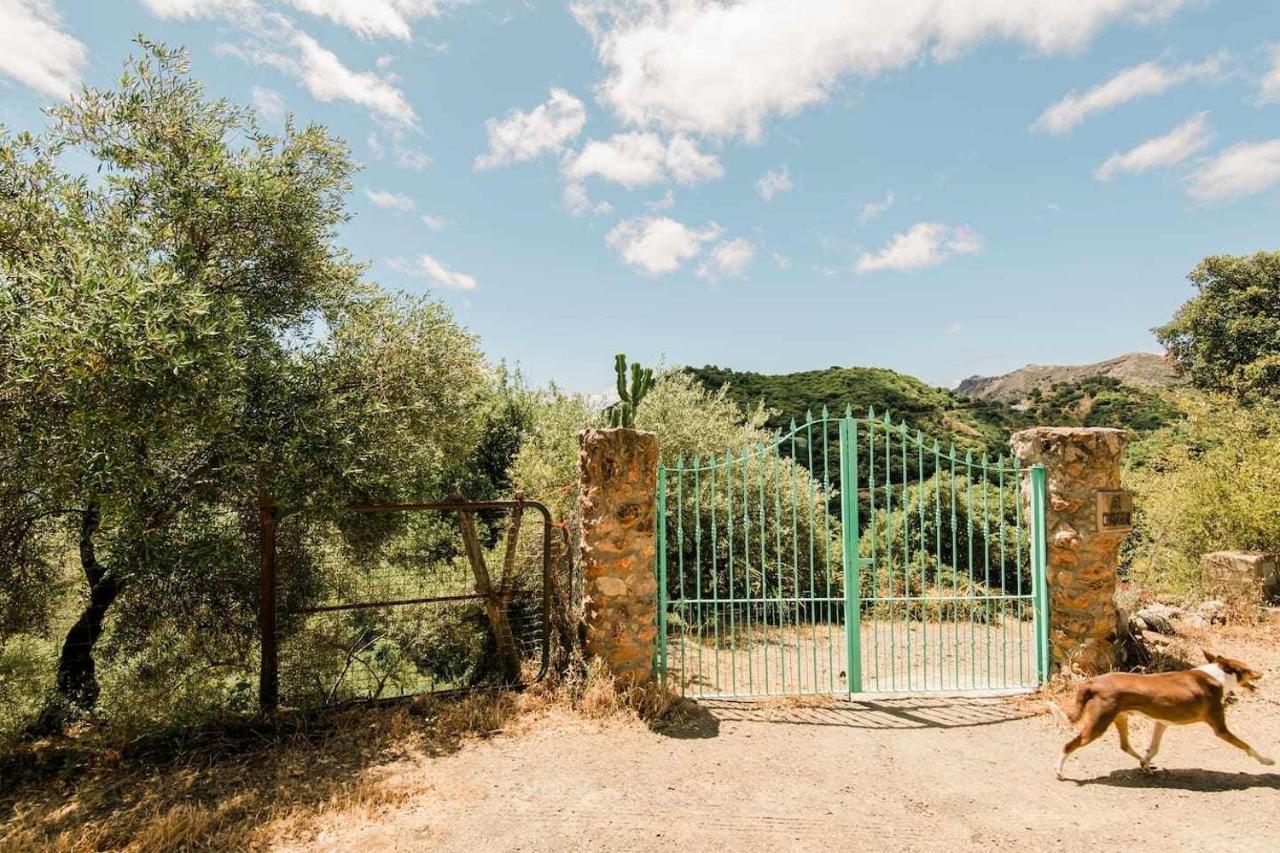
xmin=34 ymin=504 xmax=121 ymax=732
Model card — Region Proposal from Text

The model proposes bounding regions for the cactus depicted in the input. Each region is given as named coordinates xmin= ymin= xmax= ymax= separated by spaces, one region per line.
xmin=607 ymin=353 xmax=654 ymax=429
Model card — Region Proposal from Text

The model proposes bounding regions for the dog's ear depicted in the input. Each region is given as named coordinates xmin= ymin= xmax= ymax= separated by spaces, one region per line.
xmin=1203 ymin=649 xmax=1218 ymax=663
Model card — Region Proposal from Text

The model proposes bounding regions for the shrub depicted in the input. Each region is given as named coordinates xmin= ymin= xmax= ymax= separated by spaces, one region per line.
xmin=1125 ymin=392 xmax=1280 ymax=598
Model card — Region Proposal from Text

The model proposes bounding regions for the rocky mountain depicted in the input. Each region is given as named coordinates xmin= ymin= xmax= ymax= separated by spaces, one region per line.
xmin=954 ymin=353 xmax=1182 ymax=403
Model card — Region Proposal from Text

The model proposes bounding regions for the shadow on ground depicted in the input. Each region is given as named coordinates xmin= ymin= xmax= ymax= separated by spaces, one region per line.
xmin=688 ymin=695 xmax=1034 ymax=730
xmin=1076 ymin=767 xmax=1280 ymax=791
xmin=0 ymin=690 xmax=522 ymax=850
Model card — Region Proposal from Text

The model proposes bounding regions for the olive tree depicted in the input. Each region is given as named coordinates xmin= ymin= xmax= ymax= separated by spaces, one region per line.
xmin=0 ymin=42 xmax=487 ymax=729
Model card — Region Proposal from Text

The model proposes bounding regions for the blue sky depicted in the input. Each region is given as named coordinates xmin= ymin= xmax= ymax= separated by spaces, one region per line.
xmin=3 ymin=1 xmax=1279 ymax=394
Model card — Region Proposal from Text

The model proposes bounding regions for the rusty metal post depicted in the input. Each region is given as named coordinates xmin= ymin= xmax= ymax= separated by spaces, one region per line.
xmin=258 ymin=488 xmax=279 ymax=714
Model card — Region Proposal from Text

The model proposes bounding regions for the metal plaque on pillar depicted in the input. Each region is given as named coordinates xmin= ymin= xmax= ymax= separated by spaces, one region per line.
xmin=1096 ymin=489 xmax=1134 ymax=532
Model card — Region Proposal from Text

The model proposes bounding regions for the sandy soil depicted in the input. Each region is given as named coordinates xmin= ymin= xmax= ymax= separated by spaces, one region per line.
xmin=279 ymin=639 xmax=1280 ymax=853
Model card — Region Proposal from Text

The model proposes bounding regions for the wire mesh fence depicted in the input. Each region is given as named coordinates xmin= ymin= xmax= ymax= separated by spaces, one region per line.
xmin=264 ymin=499 xmax=554 ymax=711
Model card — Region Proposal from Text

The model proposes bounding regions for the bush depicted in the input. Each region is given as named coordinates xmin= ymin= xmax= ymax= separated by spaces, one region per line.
xmin=1125 ymin=392 xmax=1280 ymax=598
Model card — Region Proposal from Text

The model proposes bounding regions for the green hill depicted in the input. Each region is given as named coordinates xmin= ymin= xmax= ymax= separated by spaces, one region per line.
xmin=686 ymin=364 xmax=1022 ymax=457
xmin=685 ymin=364 xmax=1180 ymax=457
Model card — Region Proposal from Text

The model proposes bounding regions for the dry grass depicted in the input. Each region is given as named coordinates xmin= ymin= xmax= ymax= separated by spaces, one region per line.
xmin=0 ymin=660 xmax=680 ymax=852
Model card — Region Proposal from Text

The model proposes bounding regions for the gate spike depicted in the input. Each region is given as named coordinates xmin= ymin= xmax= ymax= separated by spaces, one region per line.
xmin=866 ymin=406 xmax=875 ymax=420
xmin=789 ymin=416 xmax=798 ymax=431
xmin=804 ymin=408 xmax=813 ymax=424
xmin=676 ymin=454 xmax=685 ymax=471
xmin=821 ymin=404 xmax=830 ymax=419
xmin=844 ymin=404 xmax=853 ymax=417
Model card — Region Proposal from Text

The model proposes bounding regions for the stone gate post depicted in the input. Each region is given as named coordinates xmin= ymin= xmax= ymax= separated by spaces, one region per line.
xmin=1010 ymin=427 xmax=1131 ymax=675
xmin=577 ymin=427 xmax=659 ymax=685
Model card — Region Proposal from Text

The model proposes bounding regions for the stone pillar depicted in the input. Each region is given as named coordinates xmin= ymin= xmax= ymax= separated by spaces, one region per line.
xmin=1010 ymin=427 xmax=1129 ymax=675
xmin=578 ymin=427 xmax=659 ymax=685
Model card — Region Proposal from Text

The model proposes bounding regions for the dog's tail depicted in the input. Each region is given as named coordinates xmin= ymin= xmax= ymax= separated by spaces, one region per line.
xmin=1045 ymin=685 xmax=1090 ymax=728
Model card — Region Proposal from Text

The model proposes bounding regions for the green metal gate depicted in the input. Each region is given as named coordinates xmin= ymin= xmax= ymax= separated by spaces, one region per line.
xmin=655 ymin=408 xmax=1049 ymax=697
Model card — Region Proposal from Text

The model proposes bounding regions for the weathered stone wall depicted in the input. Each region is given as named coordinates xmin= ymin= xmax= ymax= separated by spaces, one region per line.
xmin=1010 ymin=427 xmax=1128 ymax=674
xmin=1202 ymin=551 xmax=1280 ymax=604
xmin=578 ymin=427 xmax=659 ymax=685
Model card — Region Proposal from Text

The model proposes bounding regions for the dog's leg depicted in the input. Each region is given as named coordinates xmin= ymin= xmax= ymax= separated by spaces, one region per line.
xmin=1057 ymin=707 xmax=1112 ymax=780
xmin=1208 ymin=705 xmax=1275 ymax=766
xmin=1142 ymin=722 xmax=1167 ymax=770
xmin=1113 ymin=714 xmax=1145 ymax=767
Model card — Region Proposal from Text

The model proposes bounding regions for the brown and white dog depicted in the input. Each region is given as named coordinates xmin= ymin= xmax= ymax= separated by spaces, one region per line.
xmin=1046 ymin=650 xmax=1273 ymax=779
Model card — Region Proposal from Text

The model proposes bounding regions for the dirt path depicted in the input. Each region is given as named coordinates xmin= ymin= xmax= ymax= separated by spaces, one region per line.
xmin=280 ymin=683 xmax=1280 ymax=853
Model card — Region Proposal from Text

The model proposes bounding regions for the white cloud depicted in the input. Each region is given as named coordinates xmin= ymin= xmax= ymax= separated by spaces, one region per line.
xmin=1260 ymin=44 xmax=1280 ymax=104
xmin=0 ymin=0 xmax=87 ymax=98
xmin=856 ymin=222 xmax=983 ymax=274
xmin=1095 ymin=112 xmax=1211 ymax=181
xmin=564 ymin=132 xmax=722 ymax=188
xmin=219 ymin=14 xmax=416 ymax=129
xmin=646 ymin=188 xmax=676 ymax=211
xmin=946 ymin=321 xmax=963 ymax=335
xmin=475 ymin=88 xmax=587 ymax=169
xmin=772 ymin=252 xmax=791 ymax=270
xmin=756 ymin=166 xmax=793 ymax=201
xmin=696 ymin=237 xmax=756 ymax=281
xmin=1187 ymin=140 xmax=1280 ymax=202
xmin=573 ymin=0 xmax=1190 ymax=141
xmin=1033 ymin=54 xmax=1228 ymax=134
xmin=421 ymin=214 xmax=448 ymax=230
xmin=364 ymin=188 xmax=416 ymax=211
xmin=859 ymin=191 xmax=895 ymax=223
xmin=367 ymin=131 xmax=432 ymax=170
xmin=562 ymin=182 xmax=613 ymax=216
xmin=141 ymin=0 xmax=254 ymax=18
xmin=284 ymin=1 xmax=463 ymax=40
xmin=605 ymin=216 xmax=723 ymax=275
xmin=389 ymin=253 xmax=477 ymax=290
xmin=251 ymin=86 xmax=286 ymax=121
xmin=663 ymin=134 xmax=724 ymax=183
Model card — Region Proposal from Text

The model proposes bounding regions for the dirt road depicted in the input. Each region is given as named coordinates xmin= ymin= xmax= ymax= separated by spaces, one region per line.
xmin=283 ymin=685 xmax=1280 ymax=853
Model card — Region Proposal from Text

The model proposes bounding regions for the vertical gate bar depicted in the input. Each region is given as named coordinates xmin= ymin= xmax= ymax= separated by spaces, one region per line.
xmin=867 ymin=411 xmax=878 ymax=691
xmin=900 ymin=422 xmax=910 ymax=690
xmin=791 ymin=423 xmax=803 ymax=692
xmin=726 ymin=451 xmax=736 ymax=695
xmin=884 ymin=412 xmax=895 ymax=691
xmin=998 ymin=460 xmax=1008 ymax=688
xmin=934 ymin=439 xmax=943 ymax=690
xmin=657 ymin=465 xmax=668 ymax=683
xmin=694 ymin=460 xmax=703 ymax=697
xmin=677 ymin=459 xmax=686 ymax=695
xmin=1030 ymin=464 xmax=1051 ymax=684
xmin=821 ymin=412 xmax=834 ymax=692
xmin=807 ymin=416 xmax=818 ymax=691
xmin=840 ymin=412 xmax=862 ymax=695
xmin=966 ymin=450 xmax=976 ymax=689
xmin=743 ymin=448 xmax=753 ymax=695
xmin=1014 ymin=457 xmax=1025 ymax=686
xmin=774 ymin=442 xmax=785 ymax=690
xmin=917 ymin=431 xmax=926 ymax=690
xmin=258 ymin=489 xmax=279 ymax=715
xmin=759 ymin=444 xmax=770 ymax=694
xmin=950 ymin=446 xmax=959 ymax=690
xmin=982 ymin=454 xmax=992 ymax=688
xmin=710 ymin=458 xmax=720 ymax=694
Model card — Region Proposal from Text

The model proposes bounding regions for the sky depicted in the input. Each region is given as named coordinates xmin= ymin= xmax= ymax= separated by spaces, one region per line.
xmin=2 ymin=1 xmax=1280 ymax=394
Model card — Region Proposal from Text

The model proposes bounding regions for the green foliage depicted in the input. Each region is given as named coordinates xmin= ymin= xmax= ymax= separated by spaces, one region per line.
xmin=1018 ymin=376 xmax=1180 ymax=432
xmin=1125 ymin=392 xmax=1280 ymax=598
xmin=0 ymin=41 xmax=488 ymax=736
xmin=1155 ymin=251 xmax=1280 ymax=401
xmin=607 ymin=353 xmax=655 ymax=429
xmin=858 ymin=469 xmax=1028 ymax=601
xmin=686 ymin=364 xmax=1024 ymax=461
